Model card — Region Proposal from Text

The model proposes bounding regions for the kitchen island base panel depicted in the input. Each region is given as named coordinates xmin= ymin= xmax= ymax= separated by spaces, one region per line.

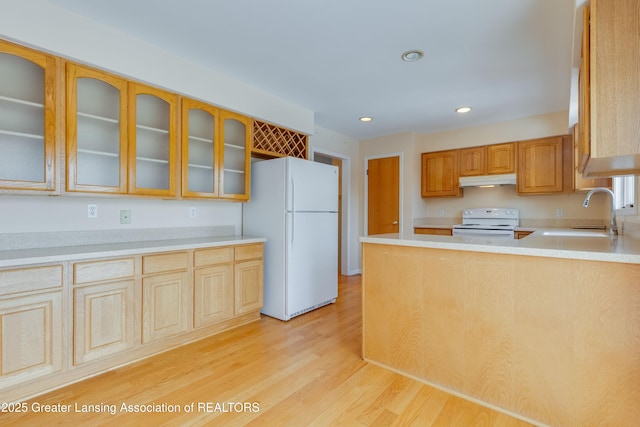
xmin=362 ymin=243 xmax=640 ymax=427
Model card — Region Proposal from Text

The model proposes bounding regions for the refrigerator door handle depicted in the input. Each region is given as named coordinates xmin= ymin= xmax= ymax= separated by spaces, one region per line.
xmin=290 ymin=212 xmax=295 ymax=248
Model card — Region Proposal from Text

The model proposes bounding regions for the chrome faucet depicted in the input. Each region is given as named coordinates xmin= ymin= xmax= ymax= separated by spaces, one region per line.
xmin=582 ymin=187 xmax=618 ymax=235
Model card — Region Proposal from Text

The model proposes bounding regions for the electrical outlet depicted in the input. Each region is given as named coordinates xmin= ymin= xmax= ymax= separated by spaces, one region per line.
xmin=556 ymin=208 xmax=564 ymax=217
xmin=87 ymin=204 xmax=97 ymax=218
xmin=439 ymin=208 xmax=445 ymax=217
xmin=189 ymin=207 xmax=197 ymax=218
xmin=120 ymin=210 xmax=131 ymax=224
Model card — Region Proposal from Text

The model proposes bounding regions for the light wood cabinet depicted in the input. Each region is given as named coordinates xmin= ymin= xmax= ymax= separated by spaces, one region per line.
xmin=0 ymin=40 xmax=58 ymax=192
xmin=72 ymin=258 xmax=136 ymax=364
xmin=583 ymin=0 xmax=640 ymax=176
xmin=234 ymin=244 xmax=264 ymax=315
xmin=181 ymin=99 xmax=251 ymax=200
xmin=572 ymin=125 xmax=611 ymax=191
xmin=517 ymin=136 xmax=564 ymax=195
xmin=219 ymin=110 xmax=251 ymax=201
xmin=142 ymin=252 xmax=189 ymax=343
xmin=193 ymin=247 xmax=234 ymax=328
xmin=459 ymin=146 xmax=486 ymax=177
xmin=459 ymin=143 xmax=516 ymax=177
xmin=487 ymin=143 xmax=516 ymax=174
xmin=66 ymin=64 xmax=128 ymax=193
xmin=128 ymin=83 xmax=178 ymax=197
xmin=514 ymin=230 xmax=533 ymax=239
xmin=421 ymin=150 xmax=461 ymax=197
xmin=577 ymin=6 xmax=591 ymax=174
xmin=0 ymin=265 xmax=64 ymax=389
xmin=414 ymin=227 xmax=452 ymax=236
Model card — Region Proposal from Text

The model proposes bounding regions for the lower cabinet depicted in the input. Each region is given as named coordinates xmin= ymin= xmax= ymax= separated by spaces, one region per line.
xmin=0 ymin=242 xmax=263 ymax=402
xmin=74 ymin=280 xmax=136 ymax=364
xmin=0 ymin=265 xmax=64 ymax=389
xmin=0 ymin=291 xmax=63 ymax=388
xmin=142 ymin=271 xmax=190 ymax=343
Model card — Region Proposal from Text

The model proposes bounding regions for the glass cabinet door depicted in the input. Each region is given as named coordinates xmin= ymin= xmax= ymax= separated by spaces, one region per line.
xmin=219 ymin=110 xmax=251 ymax=201
xmin=66 ymin=64 xmax=127 ymax=193
xmin=128 ymin=83 xmax=177 ymax=196
xmin=181 ymin=98 xmax=218 ymax=198
xmin=0 ymin=41 xmax=57 ymax=191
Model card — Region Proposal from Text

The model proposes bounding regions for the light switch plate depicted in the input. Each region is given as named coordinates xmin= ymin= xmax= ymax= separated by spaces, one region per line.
xmin=120 ymin=210 xmax=131 ymax=224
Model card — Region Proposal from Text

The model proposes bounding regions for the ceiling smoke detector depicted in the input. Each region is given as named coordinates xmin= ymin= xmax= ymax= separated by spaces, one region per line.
xmin=401 ymin=50 xmax=424 ymax=62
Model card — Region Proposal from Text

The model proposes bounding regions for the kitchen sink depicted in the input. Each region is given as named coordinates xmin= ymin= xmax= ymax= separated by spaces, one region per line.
xmin=541 ymin=230 xmax=609 ymax=238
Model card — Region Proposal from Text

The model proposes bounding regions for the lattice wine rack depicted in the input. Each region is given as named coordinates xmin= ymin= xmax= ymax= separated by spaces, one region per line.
xmin=252 ymin=120 xmax=308 ymax=159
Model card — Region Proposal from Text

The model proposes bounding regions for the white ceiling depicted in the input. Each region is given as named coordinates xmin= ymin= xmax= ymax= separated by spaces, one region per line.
xmin=49 ymin=0 xmax=577 ymax=140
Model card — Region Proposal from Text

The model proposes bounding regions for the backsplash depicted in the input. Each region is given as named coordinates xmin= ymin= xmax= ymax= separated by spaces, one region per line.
xmin=0 ymin=226 xmax=236 ymax=251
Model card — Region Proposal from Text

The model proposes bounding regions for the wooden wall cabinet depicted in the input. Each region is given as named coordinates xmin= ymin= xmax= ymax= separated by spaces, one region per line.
xmin=583 ymin=0 xmax=640 ymax=176
xmin=181 ymin=100 xmax=251 ymax=201
xmin=421 ymin=150 xmax=461 ymax=197
xmin=0 ymin=40 xmax=58 ymax=192
xmin=66 ymin=64 xmax=128 ymax=193
xmin=0 ymin=265 xmax=64 ymax=389
xmin=459 ymin=143 xmax=516 ymax=177
xmin=517 ymin=136 xmax=564 ymax=195
xmin=487 ymin=143 xmax=516 ymax=174
xmin=459 ymin=146 xmax=486 ymax=177
xmin=128 ymin=83 xmax=178 ymax=197
xmin=572 ymin=125 xmax=611 ymax=191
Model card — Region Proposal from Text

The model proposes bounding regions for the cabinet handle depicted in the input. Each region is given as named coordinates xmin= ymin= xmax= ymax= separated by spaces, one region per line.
xmin=392 ymin=221 xmax=399 ymax=225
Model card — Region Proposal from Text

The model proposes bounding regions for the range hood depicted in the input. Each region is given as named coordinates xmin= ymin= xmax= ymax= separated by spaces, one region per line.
xmin=459 ymin=173 xmax=517 ymax=188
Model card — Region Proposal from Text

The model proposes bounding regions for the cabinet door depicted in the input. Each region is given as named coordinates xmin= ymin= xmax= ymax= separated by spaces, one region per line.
xmin=181 ymin=98 xmax=219 ymax=198
xmin=459 ymin=146 xmax=486 ymax=176
xmin=234 ymin=260 xmax=263 ymax=315
xmin=487 ymin=143 xmax=516 ymax=174
xmin=421 ymin=150 xmax=461 ymax=197
xmin=142 ymin=272 xmax=189 ymax=343
xmin=0 ymin=291 xmax=63 ymax=388
xmin=128 ymin=83 xmax=177 ymax=197
xmin=578 ymin=5 xmax=591 ymax=173
xmin=194 ymin=265 xmax=234 ymax=328
xmin=74 ymin=280 xmax=136 ymax=364
xmin=66 ymin=64 xmax=128 ymax=193
xmin=0 ymin=40 xmax=57 ymax=191
xmin=219 ymin=110 xmax=251 ymax=201
xmin=517 ymin=137 xmax=563 ymax=194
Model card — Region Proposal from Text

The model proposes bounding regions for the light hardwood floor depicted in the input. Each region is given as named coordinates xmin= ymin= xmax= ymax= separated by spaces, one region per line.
xmin=4 ymin=276 xmax=532 ymax=426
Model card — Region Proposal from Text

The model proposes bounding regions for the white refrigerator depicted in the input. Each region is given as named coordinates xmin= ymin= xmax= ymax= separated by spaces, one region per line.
xmin=243 ymin=157 xmax=339 ymax=321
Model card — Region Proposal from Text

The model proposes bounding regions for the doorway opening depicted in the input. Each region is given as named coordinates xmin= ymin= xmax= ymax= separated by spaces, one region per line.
xmin=312 ymin=150 xmax=350 ymax=276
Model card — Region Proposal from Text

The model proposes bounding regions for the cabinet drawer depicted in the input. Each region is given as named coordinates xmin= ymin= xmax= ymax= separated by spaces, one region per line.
xmin=143 ymin=252 xmax=189 ymax=274
xmin=194 ymin=247 xmax=233 ymax=268
xmin=234 ymin=244 xmax=263 ymax=261
xmin=0 ymin=265 xmax=63 ymax=295
xmin=73 ymin=258 xmax=135 ymax=284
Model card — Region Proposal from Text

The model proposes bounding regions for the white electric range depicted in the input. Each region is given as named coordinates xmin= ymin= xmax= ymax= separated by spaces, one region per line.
xmin=452 ymin=208 xmax=520 ymax=239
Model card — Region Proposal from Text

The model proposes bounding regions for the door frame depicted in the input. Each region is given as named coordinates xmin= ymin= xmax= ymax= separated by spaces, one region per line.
xmin=364 ymin=152 xmax=403 ymax=237
xmin=310 ymin=147 xmax=352 ymax=276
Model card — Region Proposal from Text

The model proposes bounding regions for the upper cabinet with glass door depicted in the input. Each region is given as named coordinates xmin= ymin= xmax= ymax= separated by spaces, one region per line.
xmin=0 ymin=40 xmax=58 ymax=192
xmin=128 ymin=83 xmax=177 ymax=197
xmin=181 ymin=98 xmax=219 ymax=198
xmin=66 ymin=64 xmax=127 ymax=193
xmin=219 ymin=110 xmax=251 ymax=201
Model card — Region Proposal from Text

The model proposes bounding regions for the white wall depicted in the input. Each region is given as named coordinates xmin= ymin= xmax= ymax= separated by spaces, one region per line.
xmin=0 ymin=0 xmax=313 ymax=135
xmin=309 ymin=126 xmax=361 ymax=275
xmin=0 ymin=195 xmax=242 ymax=234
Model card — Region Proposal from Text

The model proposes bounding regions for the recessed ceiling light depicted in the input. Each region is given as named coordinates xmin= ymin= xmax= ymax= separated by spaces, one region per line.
xmin=359 ymin=116 xmax=373 ymax=122
xmin=401 ymin=50 xmax=424 ymax=62
xmin=455 ymin=106 xmax=472 ymax=113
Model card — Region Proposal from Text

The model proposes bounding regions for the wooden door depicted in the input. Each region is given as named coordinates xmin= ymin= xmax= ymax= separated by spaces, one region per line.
xmin=367 ymin=156 xmax=399 ymax=235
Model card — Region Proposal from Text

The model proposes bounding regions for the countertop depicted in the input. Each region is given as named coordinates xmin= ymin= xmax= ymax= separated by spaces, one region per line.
xmin=0 ymin=235 xmax=266 ymax=268
xmin=361 ymin=229 xmax=640 ymax=264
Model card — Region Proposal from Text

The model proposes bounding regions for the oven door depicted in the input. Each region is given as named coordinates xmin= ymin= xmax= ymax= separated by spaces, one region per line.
xmin=452 ymin=227 xmax=514 ymax=239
